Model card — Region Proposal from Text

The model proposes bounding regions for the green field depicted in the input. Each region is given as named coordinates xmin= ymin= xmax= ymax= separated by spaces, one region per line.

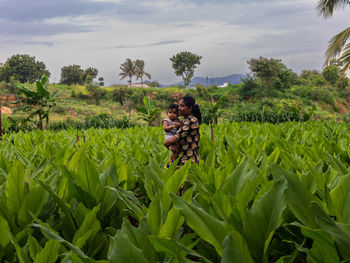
xmin=1 ymin=121 xmax=350 ymax=262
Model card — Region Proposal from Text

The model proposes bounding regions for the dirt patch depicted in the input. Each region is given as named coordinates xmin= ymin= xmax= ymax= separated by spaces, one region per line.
xmin=337 ymin=102 xmax=348 ymax=114
xmin=68 ymin=109 xmax=78 ymax=117
xmin=0 ymin=95 xmax=16 ymax=103
xmin=1 ymin=107 xmax=12 ymax=115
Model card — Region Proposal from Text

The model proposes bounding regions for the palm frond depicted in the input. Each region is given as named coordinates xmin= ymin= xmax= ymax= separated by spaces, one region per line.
xmin=145 ymin=72 xmax=151 ymax=80
xmin=317 ymin=0 xmax=349 ymax=18
xmin=339 ymin=42 xmax=350 ymax=75
xmin=324 ymin=26 xmax=350 ymax=66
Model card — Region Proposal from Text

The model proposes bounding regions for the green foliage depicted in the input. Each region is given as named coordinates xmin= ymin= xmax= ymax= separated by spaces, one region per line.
xmin=1 ymin=122 xmax=350 ymax=262
xmin=239 ymin=76 xmax=261 ymax=99
xmin=135 ymin=60 xmax=151 ymax=84
xmin=308 ymin=87 xmax=337 ymax=108
xmin=119 ymin=59 xmax=136 ymax=86
xmin=98 ymin=77 xmax=104 ymax=87
xmin=60 ymin=65 xmax=98 ymax=85
xmin=14 ymin=75 xmax=58 ymax=130
xmin=83 ymin=67 xmax=98 ymax=84
xmin=322 ymin=65 xmax=340 ymax=85
xmin=0 ymin=54 xmax=50 ymax=83
xmin=247 ymin=57 xmax=285 ymax=91
xmin=136 ymin=97 xmax=161 ymax=126
xmin=170 ymin=51 xmax=202 ymax=87
xmin=49 ymin=113 xmax=135 ymax=130
xmin=60 ymin=65 xmax=85 ymax=85
xmin=300 ymin=70 xmax=326 ymax=86
xmin=201 ymin=95 xmax=226 ymax=124
xmin=86 ymin=82 xmax=106 ymax=105
xmin=232 ymin=105 xmax=311 ymax=123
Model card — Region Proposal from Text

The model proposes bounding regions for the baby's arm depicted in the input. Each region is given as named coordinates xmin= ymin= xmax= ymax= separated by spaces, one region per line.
xmin=173 ymin=119 xmax=181 ymax=129
xmin=162 ymin=120 xmax=177 ymax=132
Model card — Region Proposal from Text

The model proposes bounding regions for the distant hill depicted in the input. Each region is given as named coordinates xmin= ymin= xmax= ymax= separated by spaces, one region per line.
xmin=166 ymin=74 xmax=246 ymax=87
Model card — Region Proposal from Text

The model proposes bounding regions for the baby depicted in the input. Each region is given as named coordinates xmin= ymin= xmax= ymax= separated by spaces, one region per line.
xmin=162 ymin=104 xmax=181 ymax=169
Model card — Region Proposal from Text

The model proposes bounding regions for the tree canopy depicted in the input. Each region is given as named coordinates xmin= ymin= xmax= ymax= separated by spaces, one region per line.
xmin=247 ymin=57 xmax=285 ymax=91
xmin=60 ymin=65 xmax=98 ymax=85
xmin=170 ymin=51 xmax=202 ymax=87
xmin=0 ymin=54 xmax=50 ymax=83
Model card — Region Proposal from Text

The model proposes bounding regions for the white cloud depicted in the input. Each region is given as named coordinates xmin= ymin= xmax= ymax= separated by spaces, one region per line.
xmin=0 ymin=0 xmax=349 ymax=85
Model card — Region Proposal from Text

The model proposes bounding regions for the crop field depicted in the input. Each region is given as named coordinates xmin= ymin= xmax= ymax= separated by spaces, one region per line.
xmin=1 ymin=121 xmax=350 ymax=262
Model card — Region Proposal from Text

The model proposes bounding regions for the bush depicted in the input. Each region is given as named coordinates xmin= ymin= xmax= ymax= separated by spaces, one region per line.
xmin=229 ymin=105 xmax=311 ymax=123
xmin=239 ymin=77 xmax=261 ymax=99
xmin=307 ymin=87 xmax=336 ymax=107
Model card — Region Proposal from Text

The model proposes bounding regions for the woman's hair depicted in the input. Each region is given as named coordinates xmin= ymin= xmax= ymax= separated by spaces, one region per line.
xmin=182 ymin=96 xmax=202 ymax=124
xmin=168 ymin=103 xmax=179 ymax=112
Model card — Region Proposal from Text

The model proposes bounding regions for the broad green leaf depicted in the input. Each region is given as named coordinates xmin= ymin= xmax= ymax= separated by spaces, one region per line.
xmin=329 ymin=173 xmax=350 ymax=223
xmin=18 ymin=183 xmax=48 ymax=227
xmin=108 ymin=232 xmax=149 ymax=263
xmin=106 ymin=186 xmax=145 ymax=219
xmin=243 ymin=178 xmax=287 ymax=262
xmin=149 ymin=236 xmax=213 ymax=263
xmin=271 ymin=164 xmax=319 ymax=228
xmin=75 ymin=156 xmax=103 ymax=201
xmin=120 ymin=219 xmax=159 ymax=263
xmin=159 ymin=188 xmax=194 ymax=239
xmin=28 ymin=235 xmax=42 ymax=260
xmin=311 ymin=202 xmax=350 ymax=259
xmin=0 ymin=216 xmax=10 ymax=251
xmin=147 ymin=193 xmax=163 ymax=235
xmin=38 ymin=180 xmax=76 ymax=237
xmin=73 ymin=205 xmax=101 ymax=249
xmin=68 ymin=179 xmax=97 ymax=209
xmin=299 ymin=227 xmax=340 ymax=263
xmin=32 ymin=222 xmax=93 ymax=262
xmin=170 ymin=193 xmax=232 ymax=256
xmin=221 ymin=231 xmax=254 ymax=263
xmin=6 ymin=161 xmax=29 ymax=216
xmin=34 ymin=240 xmax=61 ymax=263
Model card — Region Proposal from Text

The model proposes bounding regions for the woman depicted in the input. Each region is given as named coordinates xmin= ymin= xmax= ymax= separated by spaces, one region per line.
xmin=164 ymin=96 xmax=201 ymax=166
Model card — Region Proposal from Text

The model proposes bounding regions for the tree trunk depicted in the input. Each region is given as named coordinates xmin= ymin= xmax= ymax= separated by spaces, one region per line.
xmin=129 ymin=76 xmax=132 ymax=87
xmin=45 ymin=114 xmax=49 ymax=130
xmin=141 ymin=76 xmax=143 ymax=85
xmin=39 ymin=113 xmax=43 ymax=130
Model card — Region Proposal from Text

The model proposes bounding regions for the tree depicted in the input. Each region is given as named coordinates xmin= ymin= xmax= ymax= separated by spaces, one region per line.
xmin=135 ymin=60 xmax=151 ymax=84
xmin=83 ymin=67 xmax=98 ymax=83
xmin=14 ymin=75 xmax=58 ymax=130
xmin=247 ymin=57 xmax=284 ymax=92
xmin=98 ymin=77 xmax=104 ymax=86
xmin=317 ymin=0 xmax=350 ymax=75
xmin=0 ymin=54 xmax=50 ymax=83
xmin=322 ymin=65 xmax=340 ymax=84
xmin=239 ymin=76 xmax=261 ymax=99
xmin=170 ymin=51 xmax=202 ymax=87
xmin=274 ymin=68 xmax=298 ymax=90
xmin=119 ymin=59 xmax=135 ymax=87
xmin=60 ymin=65 xmax=84 ymax=85
xmin=86 ymin=81 xmax=106 ymax=105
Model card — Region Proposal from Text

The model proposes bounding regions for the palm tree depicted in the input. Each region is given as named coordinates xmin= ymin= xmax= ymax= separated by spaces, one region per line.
xmin=135 ymin=59 xmax=151 ymax=85
xmin=318 ymin=0 xmax=350 ymax=75
xmin=119 ymin=59 xmax=135 ymax=87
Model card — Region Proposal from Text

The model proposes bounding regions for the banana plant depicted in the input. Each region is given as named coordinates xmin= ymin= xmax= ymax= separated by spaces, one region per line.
xmin=136 ymin=96 xmax=161 ymax=126
xmin=14 ymin=75 xmax=59 ymax=130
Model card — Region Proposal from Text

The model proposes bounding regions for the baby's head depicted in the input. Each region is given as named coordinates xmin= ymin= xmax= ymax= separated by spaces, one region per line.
xmin=167 ymin=104 xmax=179 ymax=121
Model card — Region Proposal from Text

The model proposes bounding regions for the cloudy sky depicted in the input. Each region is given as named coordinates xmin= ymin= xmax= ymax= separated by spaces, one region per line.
xmin=0 ymin=0 xmax=349 ymax=85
